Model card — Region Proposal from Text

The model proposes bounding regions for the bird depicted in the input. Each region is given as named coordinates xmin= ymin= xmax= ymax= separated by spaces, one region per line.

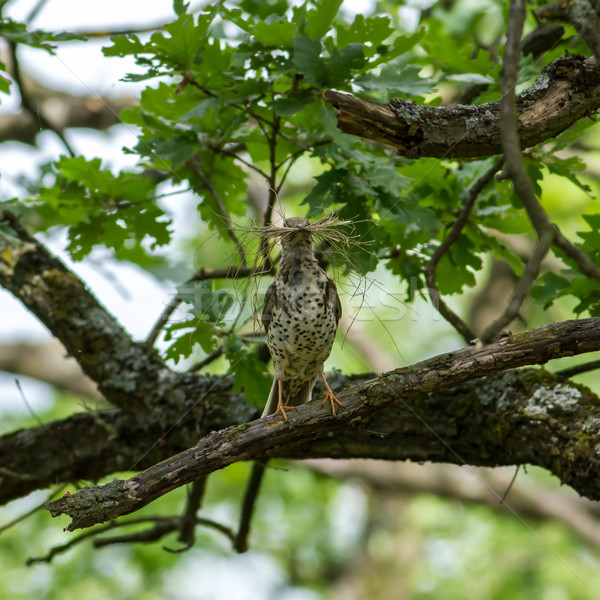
xmin=261 ymin=217 xmax=342 ymax=422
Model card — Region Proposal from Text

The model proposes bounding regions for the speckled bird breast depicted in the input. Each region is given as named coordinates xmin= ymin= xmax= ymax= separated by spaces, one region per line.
xmin=267 ymin=262 xmax=339 ymax=386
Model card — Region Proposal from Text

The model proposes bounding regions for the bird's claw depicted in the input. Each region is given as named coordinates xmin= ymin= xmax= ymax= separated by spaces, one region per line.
xmin=274 ymin=402 xmax=297 ymax=423
xmin=321 ymin=390 xmax=343 ymax=416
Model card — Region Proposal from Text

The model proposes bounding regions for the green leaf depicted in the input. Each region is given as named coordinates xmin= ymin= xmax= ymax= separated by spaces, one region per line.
xmin=531 ymin=272 xmax=571 ymax=309
xmin=356 ymin=63 xmax=437 ymax=98
xmin=238 ymin=0 xmax=288 ymax=19
xmin=0 ymin=19 xmax=84 ymax=52
xmin=231 ymin=353 xmax=273 ymax=407
xmin=102 ymin=34 xmax=145 ymax=58
xmin=31 ymin=157 xmax=171 ymax=261
xmin=363 ymin=163 xmax=412 ymax=198
xmin=336 ymin=14 xmax=394 ymax=50
xmin=163 ymin=318 xmax=216 ymax=364
xmin=326 ymin=44 xmax=366 ymax=87
xmin=541 ymin=154 xmax=593 ymax=196
xmin=103 ymin=11 xmax=217 ymax=77
xmin=183 ymin=281 xmax=235 ymax=325
xmin=0 ymin=63 xmax=10 ymax=94
xmin=152 ymin=134 xmax=198 ymax=168
xmin=570 ymin=277 xmax=600 ymax=316
xmin=366 ymin=29 xmax=425 ymax=70
xmin=56 ymin=156 xmax=102 ymax=181
xmin=180 ymin=98 xmax=219 ymax=121
xmin=302 ymin=169 xmax=344 ymax=212
xmin=379 ymin=199 xmax=442 ymax=235
xmin=253 ymin=20 xmax=296 ymax=46
xmin=435 ymin=236 xmax=482 ymax=294
xmin=305 ymin=0 xmax=343 ymax=40
xmin=173 ymin=0 xmax=189 ymax=16
xmin=292 ymin=35 xmax=325 ymax=84
xmin=272 ymin=89 xmax=315 ymax=115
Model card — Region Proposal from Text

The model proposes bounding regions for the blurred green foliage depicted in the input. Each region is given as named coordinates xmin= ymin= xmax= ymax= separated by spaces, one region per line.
xmin=2 ymin=0 xmax=600 ymax=597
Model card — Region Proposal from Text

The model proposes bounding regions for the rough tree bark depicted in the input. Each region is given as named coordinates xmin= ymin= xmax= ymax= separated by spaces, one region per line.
xmin=2 ymin=11 xmax=600 ymax=538
xmin=323 ymin=54 xmax=600 ymax=157
xmin=3 ymin=206 xmax=600 ymax=527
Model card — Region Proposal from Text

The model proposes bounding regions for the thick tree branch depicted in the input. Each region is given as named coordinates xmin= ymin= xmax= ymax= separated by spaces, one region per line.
xmin=309 ymin=461 xmax=600 ymax=550
xmin=0 ymin=375 xmax=256 ymax=506
xmin=323 ymin=54 xmax=600 ymax=158
xmin=0 ymin=211 xmax=191 ymax=416
xmin=45 ymin=317 xmax=600 ymax=530
xmin=0 ymin=94 xmax=132 ymax=145
xmin=0 ymin=340 xmax=100 ymax=398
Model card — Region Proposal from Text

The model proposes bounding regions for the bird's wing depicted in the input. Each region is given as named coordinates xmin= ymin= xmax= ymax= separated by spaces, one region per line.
xmin=261 ymin=281 xmax=277 ymax=333
xmin=326 ymin=277 xmax=342 ymax=322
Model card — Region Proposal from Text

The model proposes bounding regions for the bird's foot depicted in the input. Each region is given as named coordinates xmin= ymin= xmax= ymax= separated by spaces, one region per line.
xmin=320 ymin=373 xmax=343 ymax=416
xmin=274 ymin=401 xmax=297 ymax=423
xmin=321 ymin=389 xmax=343 ymax=416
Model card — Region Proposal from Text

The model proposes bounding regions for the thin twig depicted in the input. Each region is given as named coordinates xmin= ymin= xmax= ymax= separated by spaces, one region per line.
xmin=0 ymin=485 xmax=64 ymax=535
xmin=27 ymin=516 xmax=170 ymax=564
xmin=96 ymin=518 xmax=181 ymax=547
xmin=14 ymin=378 xmax=44 ymax=426
xmin=186 ymin=346 xmax=225 ymax=372
xmin=556 ymin=358 xmax=600 ymax=379
xmin=25 ymin=0 xmax=50 ymax=22
xmin=27 ymin=512 xmax=236 ymax=564
xmin=171 ymin=478 xmax=207 ymax=552
xmin=275 ymin=139 xmax=332 ymax=172
xmin=188 ymin=158 xmax=247 ymax=265
xmin=145 ymin=266 xmax=259 ymax=347
xmin=263 ymin=114 xmax=280 ymax=228
xmin=480 ymin=228 xmax=554 ymax=343
xmin=275 ymin=140 xmax=333 ymax=196
xmin=500 ymin=464 xmax=521 ymax=504
xmin=220 ymin=149 xmax=270 ymax=180
xmin=424 ymin=159 xmax=503 ymax=343
xmin=8 ymin=43 xmax=75 ymax=156
xmin=553 ymin=230 xmax=600 ymax=281
xmin=235 ymin=460 xmax=268 ymax=553
xmin=501 ymin=0 xmax=600 ymax=286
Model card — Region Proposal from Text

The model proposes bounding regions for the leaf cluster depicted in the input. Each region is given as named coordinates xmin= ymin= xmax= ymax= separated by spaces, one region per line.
xmin=2 ymin=0 xmax=598 ymax=395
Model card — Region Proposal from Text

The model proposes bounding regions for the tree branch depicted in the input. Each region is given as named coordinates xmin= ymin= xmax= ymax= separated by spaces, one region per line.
xmin=0 ymin=374 xmax=257 ymax=506
xmin=425 ymin=159 xmax=503 ymax=343
xmin=480 ymin=229 xmax=554 ymax=343
xmin=557 ymin=358 xmax=600 ymax=378
xmin=0 ymin=211 xmax=175 ymax=415
xmin=0 ymin=90 xmax=132 ymax=145
xmin=308 ymin=461 xmax=600 ymax=551
xmin=567 ymin=0 xmax=600 ymax=62
xmin=0 ymin=340 xmax=100 ymax=398
xmin=323 ymin=54 xmax=600 ymax=158
xmin=145 ymin=265 xmax=260 ymax=346
xmin=484 ymin=0 xmax=600 ymax=347
xmin=7 ymin=42 xmax=75 ymax=156
xmin=45 ymin=317 xmax=600 ymax=530
xmin=188 ymin=158 xmax=247 ymax=265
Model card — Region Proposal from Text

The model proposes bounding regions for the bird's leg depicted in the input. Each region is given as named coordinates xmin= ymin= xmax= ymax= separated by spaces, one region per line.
xmin=320 ymin=373 xmax=343 ymax=416
xmin=273 ymin=379 xmax=297 ymax=423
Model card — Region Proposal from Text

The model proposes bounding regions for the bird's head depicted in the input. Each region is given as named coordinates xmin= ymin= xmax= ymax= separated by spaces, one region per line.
xmin=281 ymin=217 xmax=312 ymax=247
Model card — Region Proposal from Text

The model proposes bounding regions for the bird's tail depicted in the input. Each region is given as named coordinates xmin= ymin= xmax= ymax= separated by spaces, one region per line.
xmin=261 ymin=377 xmax=317 ymax=417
